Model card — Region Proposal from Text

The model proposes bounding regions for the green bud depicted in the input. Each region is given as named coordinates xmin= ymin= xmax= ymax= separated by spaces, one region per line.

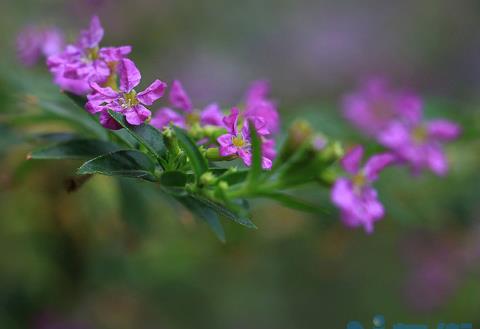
xmin=200 ymin=172 xmax=217 ymax=186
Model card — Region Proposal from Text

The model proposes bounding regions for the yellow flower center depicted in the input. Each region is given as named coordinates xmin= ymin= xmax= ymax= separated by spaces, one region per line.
xmin=186 ymin=112 xmax=200 ymax=126
xmin=232 ymin=136 xmax=246 ymax=147
xmin=412 ymin=126 xmax=427 ymax=144
xmin=352 ymin=173 xmax=366 ymax=188
xmin=86 ymin=47 xmax=100 ymax=61
xmin=121 ymin=90 xmax=139 ymax=109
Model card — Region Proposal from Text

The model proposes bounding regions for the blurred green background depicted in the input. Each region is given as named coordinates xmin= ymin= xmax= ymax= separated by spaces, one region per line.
xmin=1 ymin=0 xmax=480 ymax=328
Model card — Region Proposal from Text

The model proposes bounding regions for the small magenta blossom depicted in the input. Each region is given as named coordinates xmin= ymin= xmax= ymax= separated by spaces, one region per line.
xmin=244 ymin=80 xmax=280 ymax=134
xmin=47 ymin=16 xmax=131 ymax=95
xmin=378 ymin=117 xmax=461 ymax=176
xmin=331 ymin=145 xmax=395 ymax=233
xmin=342 ymin=78 xmax=422 ymax=136
xmin=17 ymin=26 xmax=64 ymax=66
xmin=151 ymin=108 xmax=186 ymax=129
xmin=217 ymin=108 xmax=275 ymax=169
xmin=86 ymin=58 xmax=166 ymax=128
xmin=169 ymin=80 xmax=193 ymax=112
xmin=151 ymin=80 xmax=224 ymax=130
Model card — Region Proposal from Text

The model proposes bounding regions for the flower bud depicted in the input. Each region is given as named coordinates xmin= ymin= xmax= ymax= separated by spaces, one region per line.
xmin=200 ymin=172 xmax=217 ymax=186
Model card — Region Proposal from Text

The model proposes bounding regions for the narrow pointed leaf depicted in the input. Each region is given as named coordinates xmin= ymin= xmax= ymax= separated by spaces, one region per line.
xmin=77 ymin=150 xmax=156 ymax=181
xmin=29 ymin=139 xmax=120 ymax=160
xmin=173 ymin=126 xmax=208 ymax=179
xmin=177 ymin=196 xmax=226 ymax=242
xmin=192 ymin=195 xmax=257 ymax=229
xmin=108 ymin=110 xmax=166 ymax=159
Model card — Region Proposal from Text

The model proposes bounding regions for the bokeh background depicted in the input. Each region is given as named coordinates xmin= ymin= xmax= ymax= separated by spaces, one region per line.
xmin=1 ymin=0 xmax=480 ymax=328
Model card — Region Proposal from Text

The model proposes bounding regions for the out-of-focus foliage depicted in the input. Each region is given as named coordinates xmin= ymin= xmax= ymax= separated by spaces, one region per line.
xmin=1 ymin=1 xmax=480 ymax=328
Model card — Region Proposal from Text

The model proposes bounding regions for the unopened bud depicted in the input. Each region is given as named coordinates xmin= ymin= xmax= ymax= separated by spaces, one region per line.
xmin=200 ymin=172 xmax=217 ymax=186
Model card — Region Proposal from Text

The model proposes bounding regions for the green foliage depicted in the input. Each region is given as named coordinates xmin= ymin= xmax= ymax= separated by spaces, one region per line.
xmin=28 ymin=139 xmax=120 ymax=160
xmin=173 ymin=126 xmax=208 ymax=179
xmin=77 ymin=150 xmax=157 ymax=181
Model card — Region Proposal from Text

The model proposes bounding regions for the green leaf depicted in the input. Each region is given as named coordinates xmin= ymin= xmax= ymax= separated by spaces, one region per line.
xmin=247 ymin=119 xmax=262 ymax=185
xmin=160 ymin=171 xmax=189 ymax=187
xmin=192 ymin=195 xmax=257 ymax=229
xmin=260 ymin=191 xmax=328 ymax=214
xmin=28 ymin=132 xmax=80 ymax=143
xmin=108 ymin=110 xmax=166 ymax=159
xmin=38 ymin=99 xmax=109 ymax=140
xmin=77 ymin=150 xmax=156 ymax=181
xmin=177 ymin=196 xmax=226 ymax=242
xmin=173 ymin=126 xmax=208 ymax=179
xmin=29 ymin=139 xmax=120 ymax=160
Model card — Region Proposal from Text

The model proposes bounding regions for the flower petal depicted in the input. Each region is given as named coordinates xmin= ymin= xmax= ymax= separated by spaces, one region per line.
xmin=137 ymin=79 xmax=167 ymax=105
xmin=125 ymin=104 xmax=151 ymax=125
xmin=78 ymin=16 xmax=104 ymax=49
xmin=245 ymin=80 xmax=270 ymax=104
xmin=223 ymin=108 xmax=240 ymax=135
xmin=217 ymin=134 xmax=234 ymax=147
xmin=200 ymin=103 xmax=224 ymax=127
xmin=99 ymin=111 xmax=122 ymax=130
xmin=238 ymin=149 xmax=252 ymax=166
xmin=118 ymin=58 xmax=141 ymax=92
xmin=427 ymin=120 xmax=461 ymax=141
xmin=99 ymin=46 xmax=132 ymax=62
xmin=426 ymin=145 xmax=448 ymax=176
xmin=364 ymin=153 xmax=396 ymax=181
xmin=331 ymin=178 xmax=356 ymax=210
xmin=150 ymin=108 xmax=186 ymax=129
xmin=169 ymin=80 xmax=192 ymax=111
xmin=89 ymin=81 xmax=119 ymax=98
xmin=341 ymin=145 xmax=364 ymax=174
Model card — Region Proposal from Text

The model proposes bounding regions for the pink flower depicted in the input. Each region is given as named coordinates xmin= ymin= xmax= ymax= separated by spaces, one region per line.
xmin=47 ymin=16 xmax=131 ymax=95
xmin=244 ymin=80 xmax=280 ymax=134
xmin=217 ymin=108 xmax=275 ymax=169
xmin=17 ymin=26 xmax=64 ymax=66
xmin=342 ymin=78 xmax=422 ymax=137
xmin=85 ymin=58 xmax=166 ymax=128
xmin=152 ymin=80 xmax=224 ymax=130
xmin=199 ymin=103 xmax=224 ymax=127
xmin=169 ymin=80 xmax=193 ymax=112
xmin=331 ymin=146 xmax=395 ymax=233
xmin=151 ymin=108 xmax=186 ymax=130
xmin=378 ymin=117 xmax=461 ymax=176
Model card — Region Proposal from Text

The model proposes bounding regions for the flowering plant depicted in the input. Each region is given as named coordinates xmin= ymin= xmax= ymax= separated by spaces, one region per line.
xmin=12 ymin=17 xmax=460 ymax=241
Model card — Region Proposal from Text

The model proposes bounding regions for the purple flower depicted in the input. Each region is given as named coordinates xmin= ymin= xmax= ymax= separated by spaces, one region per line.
xmin=200 ymin=103 xmax=224 ymax=127
xmin=86 ymin=58 xmax=166 ymax=127
xmin=154 ymin=80 xmax=224 ymax=129
xmin=342 ymin=78 xmax=422 ymax=137
xmin=47 ymin=16 xmax=131 ymax=95
xmin=151 ymin=108 xmax=186 ymax=130
xmin=244 ymin=80 xmax=280 ymax=134
xmin=331 ymin=145 xmax=395 ymax=233
xmin=217 ymin=108 xmax=274 ymax=169
xmin=169 ymin=80 xmax=193 ymax=112
xmin=17 ymin=26 xmax=64 ymax=66
xmin=378 ymin=118 xmax=461 ymax=176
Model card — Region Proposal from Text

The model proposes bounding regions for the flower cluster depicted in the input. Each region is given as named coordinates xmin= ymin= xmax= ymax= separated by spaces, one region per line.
xmin=47 ymin=16 xmax=132 ymax=95
xmin=18 ymin=16 xmax=461 ymax=236
xmin=45 ymin=16 xmax=279 ymax=169
xmin=331 ymin=78 xmax=461 ymax=233
xmin=342 ymin=78 xmax=461 ymax=175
